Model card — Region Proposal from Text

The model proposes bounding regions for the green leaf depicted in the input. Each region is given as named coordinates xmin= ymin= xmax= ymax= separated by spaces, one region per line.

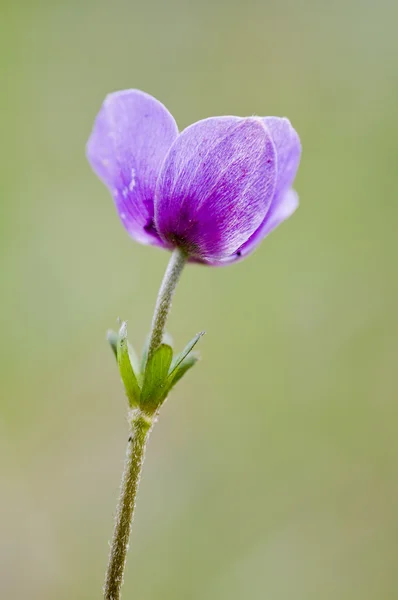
xmin=165 ymin=353 xmax=199 ymax=394
xmin=140 ymin=331 xmax=173 ymax=372
xmin=108 ymin=329 xmax=141 ymax=379
xmin=169 ymin=332 xmax=204 ymax=375
xmin=140 ymin=335 xmax=150 ymax=373
xmin=141 ymin=344 xmax=173 ymax=410
xmin=106 ymin=329 xmax=118 ymax=359
xmin=117 ymin=322 xmax=141 ymax=408
xmin=127 ymin=340 xmax=140 ymax=377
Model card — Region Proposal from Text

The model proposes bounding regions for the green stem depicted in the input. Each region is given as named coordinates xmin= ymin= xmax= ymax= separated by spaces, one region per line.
xmin=103 ymin=410 xmax=152 ymax=600
xmin=103 ymin=248 xmax=186 ymax=599
xmin=147 ymin=247 xmax=186 ymax=360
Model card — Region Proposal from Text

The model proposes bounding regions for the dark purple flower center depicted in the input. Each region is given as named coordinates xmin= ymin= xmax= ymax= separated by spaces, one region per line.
xmin=143 ymin=218 xmax=158 ymax=236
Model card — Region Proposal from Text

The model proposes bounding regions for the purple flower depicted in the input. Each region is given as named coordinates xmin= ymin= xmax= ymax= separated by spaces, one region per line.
xmin=87 ymin=89 xmax=301 ymax=265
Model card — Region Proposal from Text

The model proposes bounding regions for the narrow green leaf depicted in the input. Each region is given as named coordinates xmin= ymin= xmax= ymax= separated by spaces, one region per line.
xmin=140 ymin=331 xmax=173 ymax=372
xmin=165 ymin=353 xmax=199 ymax=395
xmin=108 ymin=329 xmax=141 ymax=379
xmin=117 ymin=322 xmax=141 ymax=408
xmin=140 ymin=335 xmax=150 ymax=373
xmin=169 ymin=332 xmax=204 ymax=375
xmin=106 ymin=329 xmax=118 ymax=359
xmin=127 ymin=341 xmax=140 ymax=377
xmin=141 ymin=344 xmax=173 ymax=409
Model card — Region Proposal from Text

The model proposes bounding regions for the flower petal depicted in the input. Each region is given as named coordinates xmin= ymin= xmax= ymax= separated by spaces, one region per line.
xmin=263 ymin=117 xmax=301 ymax=201
xmin=205 ymin=117 xmax=301 ymax=266
xmin=86 ymin=89 xmax=178 ymax=245
xmin=221 ymin=188 xmax=299 ymax=264
xmin=154 ymin=117 xmax=277 ymax=260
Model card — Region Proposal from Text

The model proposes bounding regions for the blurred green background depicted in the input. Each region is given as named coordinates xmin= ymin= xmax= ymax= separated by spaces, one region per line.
xmin=1 ymin=0 xmax=398 ymax=598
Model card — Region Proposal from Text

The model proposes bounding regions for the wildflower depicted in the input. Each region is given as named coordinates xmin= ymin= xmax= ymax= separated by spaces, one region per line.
xmin=87 ymin=89 xmax=301 ymax=264
xmin=87 ymin=90 xmax=303 ymax=600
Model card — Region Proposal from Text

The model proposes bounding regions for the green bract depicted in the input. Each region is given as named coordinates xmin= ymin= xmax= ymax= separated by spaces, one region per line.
xmin=108 ymin=322 xmax=203 ymax=415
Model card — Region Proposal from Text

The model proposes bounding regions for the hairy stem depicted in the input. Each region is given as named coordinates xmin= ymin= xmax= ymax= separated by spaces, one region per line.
xmin=147 ymin=247 xmax=186 ymax=360
xmin=104 ymin=411 xmax=152 ymax=600
xmin=104 ymin=248 xmax=186 ymax=599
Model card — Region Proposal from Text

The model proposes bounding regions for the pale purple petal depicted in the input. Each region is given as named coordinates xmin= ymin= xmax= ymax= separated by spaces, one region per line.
xmin=154 ymin=117 xmax=277 ymax=261
xmin=86 ymin=89 xmax=178 ymax=245
xmin=255 ymin=187 xmax=299 ymax=239
xmin=206 ymin=117 xmax=301 ymax=265
xmin=263 ymin=117 xmax=301 ymax=202
xmin=210 ymin=188 xmax=299 ymax=265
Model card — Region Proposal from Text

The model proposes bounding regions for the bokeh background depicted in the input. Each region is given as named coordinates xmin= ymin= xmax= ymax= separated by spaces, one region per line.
xmin=1 ymin=0 xmax=398 ymax=598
